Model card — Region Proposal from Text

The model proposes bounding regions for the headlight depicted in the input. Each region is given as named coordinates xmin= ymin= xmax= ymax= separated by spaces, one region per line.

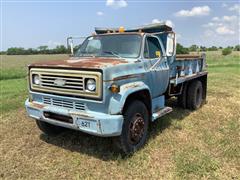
xmin=86 ymin=78 xmax=96 ymax=91
xmin=32 ymin=74 xmax=40 ymax=85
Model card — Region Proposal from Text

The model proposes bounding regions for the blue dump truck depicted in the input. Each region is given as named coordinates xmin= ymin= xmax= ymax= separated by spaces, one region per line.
xmin=25 ymin=23 xmax=208 ymax=154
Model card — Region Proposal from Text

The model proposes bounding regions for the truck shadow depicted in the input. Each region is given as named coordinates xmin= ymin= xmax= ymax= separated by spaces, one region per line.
xmin=39 ymin=98 xmax=192 ymax=160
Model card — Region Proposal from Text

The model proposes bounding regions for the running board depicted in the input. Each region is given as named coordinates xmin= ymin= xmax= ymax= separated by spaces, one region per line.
xmin=152 ymin=107 xmax=173 ymax=121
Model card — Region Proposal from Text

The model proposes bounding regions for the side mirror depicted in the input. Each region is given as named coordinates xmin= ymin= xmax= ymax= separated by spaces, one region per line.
xmin=166 ymin=33 xmax=176 ymax=56
xmin=67 ymin=37 xmax=74 ymax=56
xmin=67 ymin=36 xmax=86 ymax=56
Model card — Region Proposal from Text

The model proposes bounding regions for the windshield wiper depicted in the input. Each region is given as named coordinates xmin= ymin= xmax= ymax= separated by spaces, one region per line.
xmin=102 ymin=51 xmax=123 ymax=59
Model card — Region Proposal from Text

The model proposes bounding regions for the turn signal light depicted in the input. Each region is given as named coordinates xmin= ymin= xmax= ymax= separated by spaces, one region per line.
xmin=119 ymin=26 xmax=125 ymax=33
xmin=109 ymin=84 xmax=120 ymax=93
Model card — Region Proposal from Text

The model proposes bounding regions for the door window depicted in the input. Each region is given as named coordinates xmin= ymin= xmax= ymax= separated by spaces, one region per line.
xmin=144 ymin=37 xmax=162 ymax=59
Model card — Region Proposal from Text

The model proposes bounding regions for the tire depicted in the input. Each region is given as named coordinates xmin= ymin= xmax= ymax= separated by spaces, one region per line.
xmin=115 ymin=100 xmax=149 ymax=154
xmin=36 ymin=120 xmax=66 ymax=136
xmin=187 ymin=80 xmax=203 ymax=110
xmin=178 ymin=83 xmax=188 ymax=109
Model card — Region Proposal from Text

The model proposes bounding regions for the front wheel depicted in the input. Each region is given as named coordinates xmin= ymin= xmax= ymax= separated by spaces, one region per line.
xmin=115 ymin=100 xmax=149 ymax=154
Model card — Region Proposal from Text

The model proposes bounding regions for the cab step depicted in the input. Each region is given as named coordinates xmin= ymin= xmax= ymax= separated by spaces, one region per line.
xmin=152 ymin=107 xmax=173 ymax=121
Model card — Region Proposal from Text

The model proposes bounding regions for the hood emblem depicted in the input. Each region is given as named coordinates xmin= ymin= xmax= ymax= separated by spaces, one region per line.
xmin=54 ymin=78 xmax=66 ymax=86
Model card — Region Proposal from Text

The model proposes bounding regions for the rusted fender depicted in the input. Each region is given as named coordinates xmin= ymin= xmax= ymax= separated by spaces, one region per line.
xmin=109 ymin=81 xmax=151 ymax=115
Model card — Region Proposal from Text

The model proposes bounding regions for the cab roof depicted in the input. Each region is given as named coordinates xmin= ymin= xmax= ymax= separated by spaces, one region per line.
xmin=95 ymin=22 xmax=173 ymax=34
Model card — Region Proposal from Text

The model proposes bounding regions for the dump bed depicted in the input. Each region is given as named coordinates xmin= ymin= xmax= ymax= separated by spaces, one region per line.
xmin=95 ymin=22 xmax=172 ymax=34
xmin=169 ymin=54 xmax=207 ymax=85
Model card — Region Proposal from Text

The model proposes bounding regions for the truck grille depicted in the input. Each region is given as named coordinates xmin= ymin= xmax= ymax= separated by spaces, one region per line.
xmin=30 ymin=68 xmax=102 ymax=98
xmin=40 ymin=74 xmax=84 ymax=91
xmin=43 ymin=97 xmax=86 ymax=110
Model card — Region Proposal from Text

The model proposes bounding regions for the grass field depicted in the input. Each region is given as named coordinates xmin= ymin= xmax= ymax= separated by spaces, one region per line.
xmin=0 ymin=52 xmax=239 ymax=179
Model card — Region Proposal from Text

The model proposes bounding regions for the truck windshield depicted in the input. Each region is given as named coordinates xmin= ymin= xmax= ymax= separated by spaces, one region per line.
xmin=74 ymin=34 xmax=142 ymax=58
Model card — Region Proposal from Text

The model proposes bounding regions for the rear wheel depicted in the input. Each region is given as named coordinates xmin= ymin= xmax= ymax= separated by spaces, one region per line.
xmin=187 ymin=80 xmax=203 ymax=110
xmin=115 ymin=100 xmax=149 ymax=154
xmin=36 ymin=120 xmax=66 ymax=136
xmin=178 ymin=83 xmax=188 ymax=109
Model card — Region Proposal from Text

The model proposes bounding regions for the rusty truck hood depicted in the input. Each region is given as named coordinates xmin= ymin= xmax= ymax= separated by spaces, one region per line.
xmin=29 ymin=57 xmax=129 ymax=69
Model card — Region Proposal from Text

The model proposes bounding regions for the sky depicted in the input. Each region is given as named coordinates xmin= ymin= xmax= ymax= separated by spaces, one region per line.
xmin=1 ymin=0 xmax=240 ymax=50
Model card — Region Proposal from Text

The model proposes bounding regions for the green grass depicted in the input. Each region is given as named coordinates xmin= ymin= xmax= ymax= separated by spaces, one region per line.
xmin=0 ymin=78 xmax=27 ymax=112
xmin=0 ymin=52 xmax=239 ymax=179
xmin=0 ymin=54 xmax=68 ymax=80
xmin=0 ymin=54 xmax=68 ymax=112
xmin=174 ymin=147 xmax=219 ymax=179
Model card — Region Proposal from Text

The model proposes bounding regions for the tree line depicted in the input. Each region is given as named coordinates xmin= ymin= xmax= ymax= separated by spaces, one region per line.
xmin=176 ymin=44 xmax=240 ymax=55
xmin=0 ymin=45 xmax=70 ymax=55
xmin=0 ymin=44 xmax=239 ymax=55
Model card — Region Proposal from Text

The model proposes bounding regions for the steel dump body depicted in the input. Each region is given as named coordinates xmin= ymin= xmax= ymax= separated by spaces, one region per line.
xmin=170 ymin=55 xmax=207 ymax=83
xmin=25 ymin=23 xmax=207 ymax=138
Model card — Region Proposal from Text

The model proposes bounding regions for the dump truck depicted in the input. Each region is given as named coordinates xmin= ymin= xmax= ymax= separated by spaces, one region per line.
xmin=25 ymin=23 xmax=208 ymax=154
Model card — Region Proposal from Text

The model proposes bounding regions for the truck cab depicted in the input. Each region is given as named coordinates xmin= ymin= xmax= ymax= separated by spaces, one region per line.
xmin=25 ymin=23 xmax=207 ymax=154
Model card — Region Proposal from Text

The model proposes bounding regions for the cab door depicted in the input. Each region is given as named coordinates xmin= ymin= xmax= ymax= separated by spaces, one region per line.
xmin=143 ymin=35 xmax=170 ymax=98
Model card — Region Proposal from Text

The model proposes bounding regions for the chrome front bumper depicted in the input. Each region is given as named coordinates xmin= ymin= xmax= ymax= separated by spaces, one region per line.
xmin=25 ymin=99 xmax=123 ymax=137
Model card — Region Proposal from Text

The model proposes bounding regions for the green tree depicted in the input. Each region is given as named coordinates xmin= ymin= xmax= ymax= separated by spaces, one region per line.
xmin=176 ymin=43 xmax=189 ymax=54
xmin=189 ymin=45 xmax=198 ymax=52
xmin=38 ymin=45 xmax=48 ymax=54
xmin=53 ymin=45 xmax=68 ymax=54
xmin=234 ymin=45 xmax=240 ymax=51
xmin=208 ymin=46 xmax=218 ymax=51
xmin=222 ymin=48 xmax=232 ymax=55
xmin=6 ymin=47 xmax=26 ymax=55
xmin=200 ymin=46 xmax=207 ymax=52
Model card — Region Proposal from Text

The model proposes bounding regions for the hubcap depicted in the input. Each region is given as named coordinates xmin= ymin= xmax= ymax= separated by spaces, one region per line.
xmin=128 ymin=113 xmax=145 ymax=145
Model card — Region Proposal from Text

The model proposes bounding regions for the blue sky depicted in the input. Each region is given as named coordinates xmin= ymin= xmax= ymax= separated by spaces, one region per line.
xmin=1 ymin=0 xmax=240 ymax=50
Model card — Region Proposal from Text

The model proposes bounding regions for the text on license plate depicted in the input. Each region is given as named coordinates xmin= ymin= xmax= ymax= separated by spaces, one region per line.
xmin=76 ymin=118 xmax=97 ymax=130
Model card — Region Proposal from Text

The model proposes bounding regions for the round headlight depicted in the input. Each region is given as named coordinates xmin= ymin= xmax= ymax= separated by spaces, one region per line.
xmin=86 ymin=79 xmax=96 ymax=91
xmin=33 ymin=74 xmax=40 ymax=85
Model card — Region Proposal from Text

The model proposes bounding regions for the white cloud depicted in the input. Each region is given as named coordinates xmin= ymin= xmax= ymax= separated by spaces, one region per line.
xmin=151 ymin=19 xmax=174 ymax=28
xmin=229 ymin=4 xmax=240 ymax=12
xmin=203 ymin=15 xmax=238 ymax=36
xmin=202 ymin=22 xmax=214 ymax=28
xmin=222 ymin=15 xmax=237 ymax=22
xmin=175 ymin=6 xmax=211 ymax=17
xmin=97 ymin=11 xmax=104 ymax=16
xmin=152 ymin=19 xmax=161 ymax=24
xmin=204 ymin=30 xmax=214 ymax=37
xmin=212 ymin=17 xmax=220 ymax=21
xmin=216 ymin=26 xmax=235 ymax=35
xmin=106 ymin=0 xmax=127 ymax=9
xmin=166 ymin=20 xmax=174 ymax=28
xmin=222 ymin=3 xmax=228 ymax=8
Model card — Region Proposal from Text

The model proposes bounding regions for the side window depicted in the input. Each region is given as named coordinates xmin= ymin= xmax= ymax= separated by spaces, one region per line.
xmin=144 ymin=37 xmax=162 ymax=59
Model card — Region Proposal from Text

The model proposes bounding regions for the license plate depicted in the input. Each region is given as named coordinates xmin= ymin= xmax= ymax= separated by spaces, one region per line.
xmin=76 ymin=118 xmax=97 ymax=131
xmin=79 ymin=120 xmax=91 ymax=128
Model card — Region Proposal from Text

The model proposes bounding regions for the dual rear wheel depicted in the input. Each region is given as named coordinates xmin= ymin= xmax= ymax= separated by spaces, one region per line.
xmin=178 ymin=80 xmax=204 ymax=110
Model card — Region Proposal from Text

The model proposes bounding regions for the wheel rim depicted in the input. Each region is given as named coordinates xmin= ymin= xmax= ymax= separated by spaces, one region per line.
xmin=128 ymin=113 xmax=145 ymax=145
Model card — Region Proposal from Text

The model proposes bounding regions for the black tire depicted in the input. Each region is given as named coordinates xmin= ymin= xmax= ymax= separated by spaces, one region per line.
xmin=178 ymin=83 xmax=188 ymax=109
xmin=36 ymin=120 xmax=66 ymax=136
xmin=115 ymin=100 xmax=149 ymax=154
xmin=187 ymin=80 xmax=203 ymax=110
